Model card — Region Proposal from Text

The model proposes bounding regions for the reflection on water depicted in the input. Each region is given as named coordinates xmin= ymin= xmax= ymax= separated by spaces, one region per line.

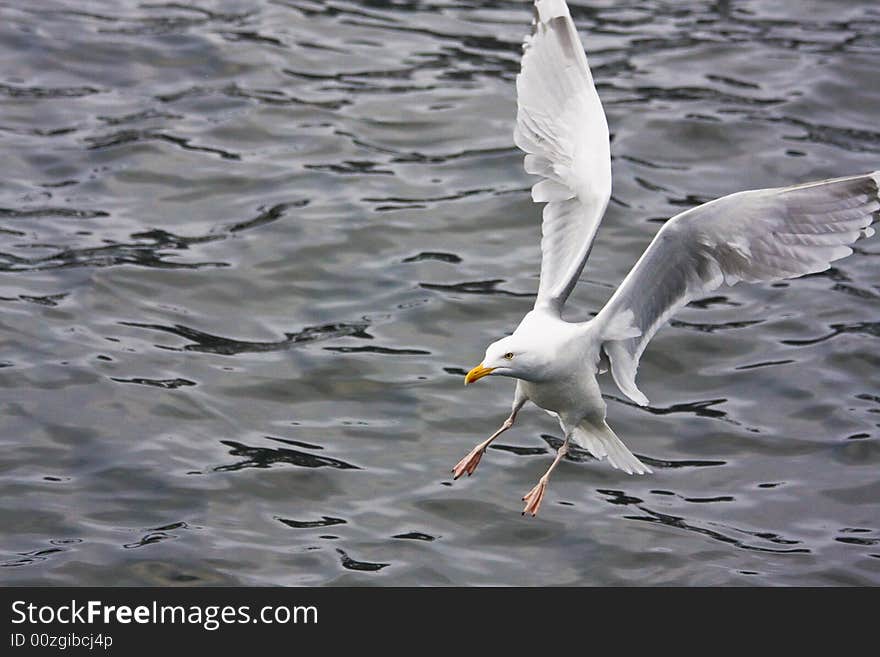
xmin=0 ymin=0 xmax=878 ymax=585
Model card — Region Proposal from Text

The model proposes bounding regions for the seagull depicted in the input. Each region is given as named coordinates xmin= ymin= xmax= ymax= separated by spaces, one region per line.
xmin=452 ymin=0 xmax=879 ymax=516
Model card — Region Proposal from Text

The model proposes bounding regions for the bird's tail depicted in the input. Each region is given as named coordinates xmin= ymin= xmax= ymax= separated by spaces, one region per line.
xmin=571 ymin=420 xmax=651 ymax=475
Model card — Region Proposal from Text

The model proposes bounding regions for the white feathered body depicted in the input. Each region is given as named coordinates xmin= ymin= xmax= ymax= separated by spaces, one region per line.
xmin=509 ymin=311 xmax=652 ymax=474
xmin=514 ymin=311 xmax=602 ymax=419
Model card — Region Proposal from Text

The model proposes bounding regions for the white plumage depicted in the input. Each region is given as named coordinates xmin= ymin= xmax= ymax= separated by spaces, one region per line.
xmin=515 ymin=0 xmax=610 ymax=310
xmin=452 ymin=0 xmax=879 ymax=516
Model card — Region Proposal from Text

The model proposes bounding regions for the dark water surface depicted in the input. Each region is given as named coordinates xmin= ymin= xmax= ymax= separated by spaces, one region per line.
xmin=1 ymin=0 xmax=879 ymax=586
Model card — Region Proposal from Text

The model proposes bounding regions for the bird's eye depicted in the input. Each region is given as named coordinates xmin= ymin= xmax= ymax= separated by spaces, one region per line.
xmin=503 ymin=352 xmax=514 ymax=360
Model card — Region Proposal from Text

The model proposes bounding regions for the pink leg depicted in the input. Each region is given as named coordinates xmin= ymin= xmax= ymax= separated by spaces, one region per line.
xmin=452 ymin=412 xmax=517 ymax=480
xmin=522 ymin=436 xmax=570 ymax=517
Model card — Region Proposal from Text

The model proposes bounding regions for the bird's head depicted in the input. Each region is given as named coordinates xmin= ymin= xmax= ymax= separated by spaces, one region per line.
xmin=464 ymin=334 xmax=542 ymax=386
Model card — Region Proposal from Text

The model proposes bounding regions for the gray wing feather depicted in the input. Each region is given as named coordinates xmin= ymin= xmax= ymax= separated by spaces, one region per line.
xmin=594 ymin=172 xmax=880 ymax=405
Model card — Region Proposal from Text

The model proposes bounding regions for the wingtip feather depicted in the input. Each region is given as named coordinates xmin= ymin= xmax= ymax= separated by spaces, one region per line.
xmin=535 ymin=0 xmax=571 ymax=23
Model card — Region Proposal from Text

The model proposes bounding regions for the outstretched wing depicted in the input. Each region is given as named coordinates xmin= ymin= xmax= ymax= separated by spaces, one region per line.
xmin=515 ymin=0 xmax=611 ymax=313
xmin=594 ymin=172 xmax=880 ymax=406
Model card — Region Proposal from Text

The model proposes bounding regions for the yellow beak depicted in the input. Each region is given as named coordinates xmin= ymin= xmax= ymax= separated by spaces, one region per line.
xmin=464 ymin=363 xmax=495 ymax=386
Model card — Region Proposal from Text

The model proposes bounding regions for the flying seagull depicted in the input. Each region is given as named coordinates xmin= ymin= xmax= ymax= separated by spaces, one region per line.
xmin=452 ymin=0 xmax=878 ymax=516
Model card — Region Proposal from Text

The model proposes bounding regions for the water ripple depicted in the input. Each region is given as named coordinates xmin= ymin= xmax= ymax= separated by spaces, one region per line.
xmin=213 ymin=440 xmax=360 ymax=472
xmin=336 ymin=548 xmax=389 ymax=573
xmin=86 ymin=129 xmax=241 ymax=160
xmin=120 ymin=320 xmax=372 ymax=355
xmin=598 ymin=490 xmax=810 ymax=555
xmin=277 ymin=516 xmax=347 ymax=529
xmin=420 ymin=279 xmax=534 ymax=298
